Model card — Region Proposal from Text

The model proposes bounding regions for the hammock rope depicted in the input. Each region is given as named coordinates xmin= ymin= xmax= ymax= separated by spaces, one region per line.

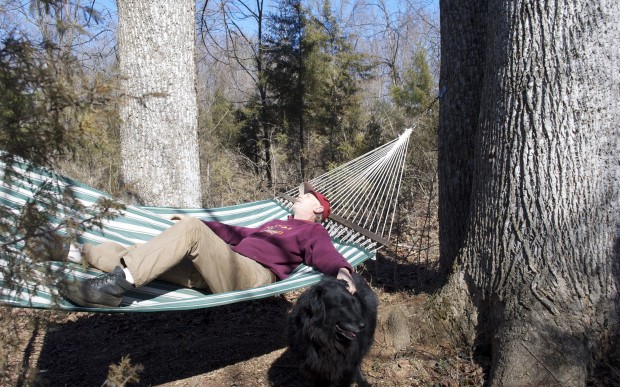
xmin=283 ymin=128 xmax=412 ymax=248
xmin=0 ymin=129 xmax=412 ymax=312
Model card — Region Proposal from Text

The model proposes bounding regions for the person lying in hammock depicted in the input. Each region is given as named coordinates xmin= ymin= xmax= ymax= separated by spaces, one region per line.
xmin=60 ymin=183 xmax=356 ymax=308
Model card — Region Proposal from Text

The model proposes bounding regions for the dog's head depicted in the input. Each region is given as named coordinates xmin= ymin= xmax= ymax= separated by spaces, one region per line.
xmin=299 ymin=276 xmax=365 ymax=341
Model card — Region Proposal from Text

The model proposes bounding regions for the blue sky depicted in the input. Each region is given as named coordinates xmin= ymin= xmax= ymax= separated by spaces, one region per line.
xmin=93 ymin=0 xmax=439 ymax=24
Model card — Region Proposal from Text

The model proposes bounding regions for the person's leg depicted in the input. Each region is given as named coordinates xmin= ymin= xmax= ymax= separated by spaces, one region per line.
xmin=122 ymin=217 xmax=274 ymax=293
xmin=82 ymin=242 xmax=127 ymax=271
xmin=200 ymin=249 xmax=275 ymax=293
xmin=158 ymin=259 xmax=210 ymax=289
xmin=60 ymin=217 xmax=274 ymax=307
xmin=83 ymin=242 xmax=209 ymax=289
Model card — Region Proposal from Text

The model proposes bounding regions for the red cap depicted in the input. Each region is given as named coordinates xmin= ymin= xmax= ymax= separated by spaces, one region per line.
xmin=299 ymin=182 xmax=331 ymax=220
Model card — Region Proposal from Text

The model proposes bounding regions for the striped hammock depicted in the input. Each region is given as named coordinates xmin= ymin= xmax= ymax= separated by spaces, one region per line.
xmin=0 ymin=129 xmax=412 ymax=313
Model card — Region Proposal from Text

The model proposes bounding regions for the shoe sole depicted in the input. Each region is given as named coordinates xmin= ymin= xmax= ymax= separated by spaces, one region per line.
xmin=67 ymin=297 xmax=122 ymax=308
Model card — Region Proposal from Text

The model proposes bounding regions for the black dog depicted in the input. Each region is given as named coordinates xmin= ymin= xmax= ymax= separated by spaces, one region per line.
xmin=288 ymin=273 xmax=378 ymax=387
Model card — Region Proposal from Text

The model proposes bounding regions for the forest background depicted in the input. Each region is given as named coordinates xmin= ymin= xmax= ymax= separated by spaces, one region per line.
xmin=1 ymin=0 xmax=440 ymax=207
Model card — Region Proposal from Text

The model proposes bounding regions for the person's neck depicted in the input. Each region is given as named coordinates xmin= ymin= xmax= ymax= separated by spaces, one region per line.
xmin=292 ymin=213 xmax=317 ymax=222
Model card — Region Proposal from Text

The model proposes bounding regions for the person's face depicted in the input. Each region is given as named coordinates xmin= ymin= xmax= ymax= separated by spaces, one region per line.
xmin=293 ymin=192 xmax=323 ymax=218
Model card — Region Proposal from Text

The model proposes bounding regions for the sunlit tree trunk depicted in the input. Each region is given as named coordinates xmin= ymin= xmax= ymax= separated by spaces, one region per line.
xmin=438 ymin=0 xmax=620 ymax=384
xmin=117 ymin=0 xmax=201 ymax=207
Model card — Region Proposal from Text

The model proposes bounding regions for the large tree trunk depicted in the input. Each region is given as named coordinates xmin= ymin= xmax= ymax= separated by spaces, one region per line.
xmin=438 ymin=0 xmax=620 ymax=385
xmin=117 ymin=0 xmax=202 ymax=207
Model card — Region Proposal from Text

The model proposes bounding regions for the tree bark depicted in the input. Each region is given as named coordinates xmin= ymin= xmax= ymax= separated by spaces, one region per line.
xmin=437 ymin=0 xmax=487 ymax=273
xmin=439 ymin=0 xmax=620 ymax=385
xmin=117 ymin=0 xmax=202 ymax=207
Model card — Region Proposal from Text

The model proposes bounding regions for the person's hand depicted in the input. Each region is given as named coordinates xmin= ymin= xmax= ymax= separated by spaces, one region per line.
xmin=337 ymin=268 xmax=356 ymax=294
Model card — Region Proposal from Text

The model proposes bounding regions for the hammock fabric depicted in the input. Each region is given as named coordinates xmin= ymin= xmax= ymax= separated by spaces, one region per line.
xmin=0 ymin=159 xmax=375 ymax=313
xmin=1 ymin=129 xmax=412 ymax=313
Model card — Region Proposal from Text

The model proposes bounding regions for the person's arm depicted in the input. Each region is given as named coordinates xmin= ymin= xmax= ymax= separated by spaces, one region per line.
xmin=202 ymin=221 xmax=256 ymax=245
xmin=170 ymin=215 xmax=255 ymax=245
xmin=305 ymin=227 xmax=356 ymax=293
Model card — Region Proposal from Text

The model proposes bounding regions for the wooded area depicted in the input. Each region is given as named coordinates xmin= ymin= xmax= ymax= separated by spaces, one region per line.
xmin=1 ymin=0 xmax=618 ymax=385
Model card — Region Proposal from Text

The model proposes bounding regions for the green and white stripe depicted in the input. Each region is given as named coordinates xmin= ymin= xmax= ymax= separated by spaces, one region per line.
xmin=0 ymin=158 xmax=375 ymax=313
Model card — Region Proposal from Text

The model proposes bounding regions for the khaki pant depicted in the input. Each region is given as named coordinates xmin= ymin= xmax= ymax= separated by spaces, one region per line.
xmin=83 ymin=217 xmax=275 ymax=293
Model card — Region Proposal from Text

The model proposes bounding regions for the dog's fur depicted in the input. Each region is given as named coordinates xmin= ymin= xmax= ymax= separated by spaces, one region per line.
xmin=288 ymin=273 xmax=378 ymax=387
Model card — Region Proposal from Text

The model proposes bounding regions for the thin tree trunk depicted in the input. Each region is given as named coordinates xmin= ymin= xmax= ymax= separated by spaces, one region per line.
xmin=298 ymin=44 xmax=306 ymax=181
xmin=117 ymin=0 xmax=202 ymax=207
xmin=256 ymin=1 xmax=273 ymax=189
xmin=439 ymin=0 xmax=620 ymax=384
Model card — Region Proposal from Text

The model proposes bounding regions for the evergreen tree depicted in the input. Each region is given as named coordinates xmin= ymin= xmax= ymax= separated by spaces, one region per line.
xmin=265 ymin=0 xmax=371 ymax=178
xmin=389 ymin=47 xmax=437 ymax=160
xmin=264 ymin=0 xmax=309 ymax=181
xmin=390 ymin=48 xmax=434 ymax=116
xmin=387 ymin=47 xmax=438 ymax=218
xmin=304 ymin=0 xmax=371 ymax=170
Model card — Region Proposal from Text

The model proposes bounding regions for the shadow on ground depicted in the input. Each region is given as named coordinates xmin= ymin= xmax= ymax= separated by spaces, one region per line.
xmin=361 ymin=250 xmax=446 ymax=295
xmin=268 ymin=349 xmax=306 ymax=387
xmin=35 ymin=296 xmax=292 ymax=386
xmin=34 ymin=250 xmax=446 ymax=386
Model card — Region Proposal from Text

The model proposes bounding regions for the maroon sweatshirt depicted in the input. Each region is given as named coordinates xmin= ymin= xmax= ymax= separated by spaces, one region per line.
xmin=203 ymin=217 xmax=352 ymax=280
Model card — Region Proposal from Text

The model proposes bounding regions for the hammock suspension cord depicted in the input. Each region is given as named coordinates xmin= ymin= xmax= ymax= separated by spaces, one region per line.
xmin=282 ymin=128 xmax=413 ymax=249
